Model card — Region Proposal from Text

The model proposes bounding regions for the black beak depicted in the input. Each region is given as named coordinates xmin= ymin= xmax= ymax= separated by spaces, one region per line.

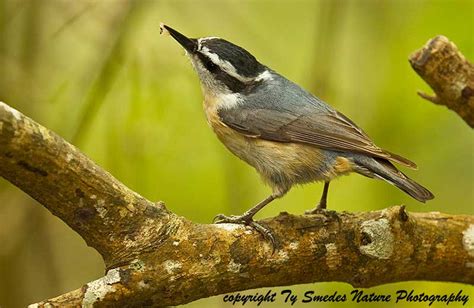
xmin=162 ymin=24 xmax=197 ymax=53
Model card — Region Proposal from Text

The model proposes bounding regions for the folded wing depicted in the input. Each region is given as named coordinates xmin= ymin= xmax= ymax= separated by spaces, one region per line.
xmin=218 ymin=104 xmax=417 ymax=169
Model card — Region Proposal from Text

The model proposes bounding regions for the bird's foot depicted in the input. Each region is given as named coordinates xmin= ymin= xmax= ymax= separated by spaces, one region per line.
xmin=214 ymin=214 xmax=275 ymax=248
xmin=213 ymin=213 xmax=251 ymax=224
xmin=304 ymin=201 xmax=328 ymax=215
xmin=304 ymin=206 xmax=340 ymax=223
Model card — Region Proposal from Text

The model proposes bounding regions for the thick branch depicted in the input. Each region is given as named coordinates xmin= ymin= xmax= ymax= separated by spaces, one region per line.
xmin=31 ymin=208 xmax=474 ymax=307
xmin=409 ymin=35 xmax=474 ymax=127
xmin=0 ymin=101 xmax=177 ymax=267
xmin=1 ymin=102 xmax=473 ymax=307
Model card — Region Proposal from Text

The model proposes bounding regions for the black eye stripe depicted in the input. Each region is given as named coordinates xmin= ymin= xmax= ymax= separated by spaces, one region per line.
xmin=204 ymin=58 xmax=218 ymax=72
xmin=196 ymin=52 xmax=261 ymax=93
xmin=202 ymin=38 xmax=264 ymax=77
xmin=197 ymin=53 xmax=219 ymax=72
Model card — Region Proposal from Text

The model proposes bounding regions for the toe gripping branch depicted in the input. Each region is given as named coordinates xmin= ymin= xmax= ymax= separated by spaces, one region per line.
xmin=214 ymin=213 xmax=276 ymax=248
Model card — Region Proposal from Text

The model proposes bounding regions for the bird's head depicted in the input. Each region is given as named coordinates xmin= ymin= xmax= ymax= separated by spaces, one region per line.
xmin=161 ymin=24 xmax=272 ymax=96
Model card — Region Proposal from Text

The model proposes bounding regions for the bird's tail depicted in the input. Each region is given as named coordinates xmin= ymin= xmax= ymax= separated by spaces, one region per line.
xmin=353 ymin=156 xmax=434 ymax=202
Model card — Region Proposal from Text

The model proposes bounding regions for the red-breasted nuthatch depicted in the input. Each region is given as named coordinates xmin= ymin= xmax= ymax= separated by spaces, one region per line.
xmin=160 ymin=24 xmax=434 ymax=239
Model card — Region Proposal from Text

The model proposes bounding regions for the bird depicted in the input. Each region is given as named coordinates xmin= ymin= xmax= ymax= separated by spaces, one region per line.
xmin=160 ymin=23 xmax=434 ymax=239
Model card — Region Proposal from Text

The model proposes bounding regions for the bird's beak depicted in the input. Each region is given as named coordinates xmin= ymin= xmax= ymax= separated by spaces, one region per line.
xmin=160 ymin=24 xmax=197 ymax=53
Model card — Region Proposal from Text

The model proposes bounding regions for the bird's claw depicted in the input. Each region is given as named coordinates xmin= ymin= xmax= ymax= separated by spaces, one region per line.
xmin=248 ymin=220 xmax=275 ymax=249
xmin=305 ymin=208 xmax=325 ymax=215
xmin=213 ymin=213 xmax=276 ymax=249
xmin=305 ymin=202 xmax=329 ymax=215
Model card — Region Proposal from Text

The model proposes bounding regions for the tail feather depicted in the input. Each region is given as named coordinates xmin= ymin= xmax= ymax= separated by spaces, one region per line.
xmin=354 ymin=157 xmax=434 ymax=202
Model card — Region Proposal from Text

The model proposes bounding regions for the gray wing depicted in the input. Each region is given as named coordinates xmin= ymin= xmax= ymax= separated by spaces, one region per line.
xmin=218 ymin=78 xmax=416 ymax=168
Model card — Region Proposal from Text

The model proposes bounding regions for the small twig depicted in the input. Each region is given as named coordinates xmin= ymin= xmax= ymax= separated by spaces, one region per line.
xmin=417 ymin=91 xmax=441 ymax=104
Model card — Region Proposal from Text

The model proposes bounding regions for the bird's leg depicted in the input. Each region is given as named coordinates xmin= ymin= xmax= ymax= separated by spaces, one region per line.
xmin=305 ymin=181 xmax=331 ymax=214
xmin=318 ymin=181 xmax=330 ymax=209
xmin=214 ymin=194 xmax=275 ymax=223
xmin=214 ymin=194 xmax=277 ymax=244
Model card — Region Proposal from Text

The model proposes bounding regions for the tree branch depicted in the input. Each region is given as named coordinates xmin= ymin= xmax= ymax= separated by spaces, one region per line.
xmin=0 ymin=101 xmax=176 ymax=268
xmin=409 ymin=35 xmax=474 ymax=127
xmin=1 ymin=101 xmax=473 ymax=307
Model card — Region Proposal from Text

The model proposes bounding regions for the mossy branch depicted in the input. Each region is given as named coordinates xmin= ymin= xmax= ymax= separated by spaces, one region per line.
xmin=1 ymin=102 xmax=473 ymax=307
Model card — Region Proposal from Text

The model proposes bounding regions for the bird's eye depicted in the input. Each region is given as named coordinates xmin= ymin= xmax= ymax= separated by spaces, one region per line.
xmin=204 ymin=58 xmax=218 ymax=72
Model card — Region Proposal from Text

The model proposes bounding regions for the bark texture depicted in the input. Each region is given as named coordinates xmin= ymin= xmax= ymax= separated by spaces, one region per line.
xmin=410 ymin=35 xmax=474 ymax=127
xmin=1 ymin=100 xmax=473 ymax=307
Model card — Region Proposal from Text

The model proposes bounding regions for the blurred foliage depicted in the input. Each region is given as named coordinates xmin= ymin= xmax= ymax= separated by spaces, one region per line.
xmin=0 ymin=0 xmax=473 ymax=307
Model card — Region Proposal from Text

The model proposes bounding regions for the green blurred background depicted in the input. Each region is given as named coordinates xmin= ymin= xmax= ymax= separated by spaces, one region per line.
xmin=0 ymin=0 xmax=473 ymax=307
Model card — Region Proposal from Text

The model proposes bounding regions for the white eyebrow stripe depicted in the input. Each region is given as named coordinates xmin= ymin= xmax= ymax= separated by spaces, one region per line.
xmin=200 ymin=47 xmax=255 ymax=83
xmin=200 ymin=47 xmax=222 ymax=66
xmin=197 ymin=37 xmax=220 ymax=51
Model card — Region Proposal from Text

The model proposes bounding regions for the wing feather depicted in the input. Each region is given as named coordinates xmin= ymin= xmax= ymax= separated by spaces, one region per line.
xmin=218 ymin=106 xmax=417 ymax=169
